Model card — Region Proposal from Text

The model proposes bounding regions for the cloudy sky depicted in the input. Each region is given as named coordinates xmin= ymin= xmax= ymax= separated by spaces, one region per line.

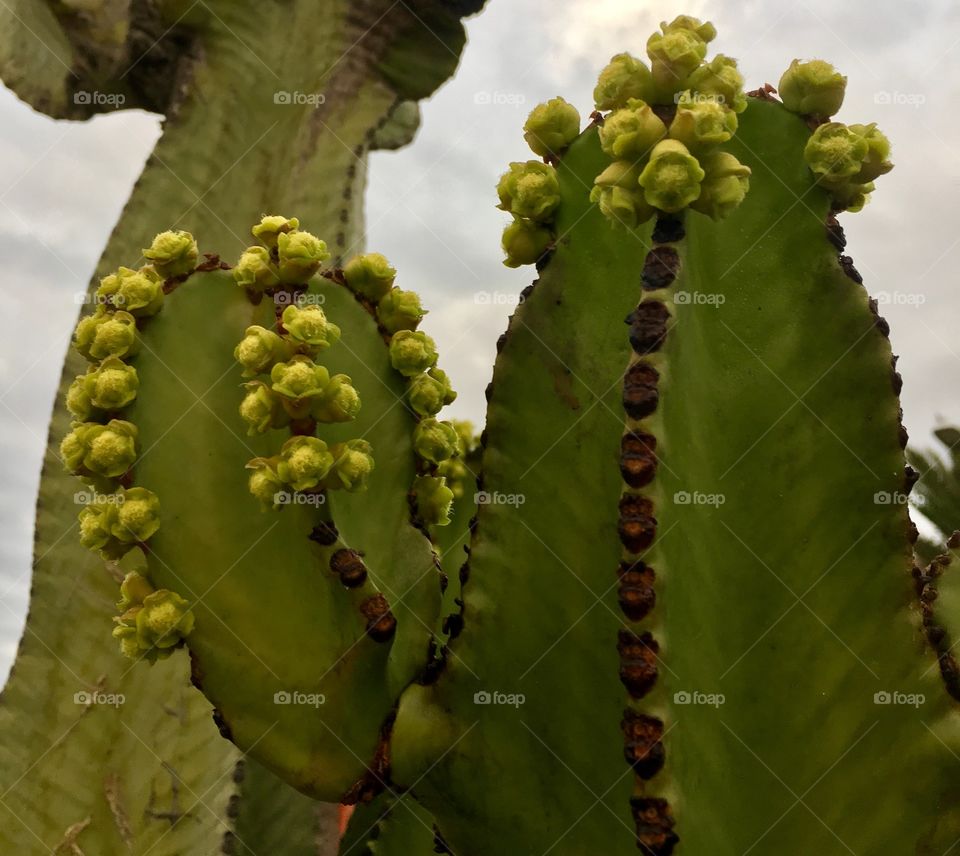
xmin=1 ymin=0 xmax=958 ymax=678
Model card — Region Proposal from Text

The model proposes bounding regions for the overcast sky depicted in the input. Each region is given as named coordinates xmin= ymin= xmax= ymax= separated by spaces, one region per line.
xmin=1 ymin=0 xmax=958 ymax=678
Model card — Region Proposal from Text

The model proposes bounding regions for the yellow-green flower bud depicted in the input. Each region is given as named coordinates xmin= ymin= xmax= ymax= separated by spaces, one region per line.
xmin=778 ymin=59 xmax=846 ymax=118
xmin=638 ymin=139 xmax=705 ymax=213
xmin=61 ymin=420 xmax=138 ymax=479
xmin=277 ymin=230 xmax=330 ymax=284
xmin=408 ymin=368 xmax=457 ymax=417
xmin=234 ymin=246 xmax=280 ymax=292
xmin=523 ymin=97 xmax=581 ymax=158
xmin=112 ymin=616 xmax=141 ymax=660
xmin=328 ymin=439 xmax=375 ymax=492
xmin=97 ymin=266 xmax=164 ymax=317
xmin=660 ymin=14 xmax=716 ymax=42
xmin=343 ymin=253 xmax=397 ymax=302
xmin=413 ymin=418 xmax=461 ymax=464
xmin=378 ymin=288 xmax=427 ymax=334
xmin=251 ymin=215 xmax=300 ymax=248
xmin=848 ymin=123 xmax=893 ymax=183
xmin=235 ymin=325 xmax=289 ymax=377
xmin=239 ymin=382 xmax=289 ymax=434
xmin=135 ymin=589 xmax=194 ymax=652
xmin=66 ymin=375 xmax=94 ymax=420
xmin=73 ymin=309 xmax=138 ymax=362
xmin=312 ymin=373 xmax=360 ymax=423
xmin=590 ymin=161 xmax=655 ymax=228
xmin=804 ymin=122 xmax=869 ymax=187
xmin=412 ymin=475 xmax=454 ymax=526
xmin=501 ymin=218 xmax=553 ymax=268
xmin=496 ymin=161 xmax=561 ymax=223
xmin=593 ymin=53 xmax=655 ymax=111
xmin=669 ymin=91 xmax=738 ymax=152
xmin=686 ymin=55 xmax=747 ymax=113
xmin=277 ymin=436 xmax=334 ymax=491
xmin=829 ymin=180 xmax=875 ymax=213
xmin=281 ymin=303 xmax=340 ymax=351
xmin=598 ymin=98 xmax=667 ymax=160
xmin=646 ymin=27 xmax=709 ymax=100
xmin=111 ymin=487 xmax=161 ymax=543
xmin=84 ymin=356 xmax=139 ymax=411
xmin=117 ymin=571 xmax=154 ymax=611
xmin=247 ymin=459 xmax=285 ymax=509
xmin=79 ymin=500 xmax=118 ymax=553
xmin=690 ymin=150 xmax=751 ymax=220
xmin=389 ymin=331 xmax=438 ymax=377
xmin=142 ymin=230 xmax=199 ymax=279
xmin=270 ymin=356 xmax=331 ymax=418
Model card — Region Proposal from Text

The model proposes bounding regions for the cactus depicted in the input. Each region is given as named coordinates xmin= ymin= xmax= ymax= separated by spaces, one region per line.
xmin=5 ymin=9 xmax=960 ymax=855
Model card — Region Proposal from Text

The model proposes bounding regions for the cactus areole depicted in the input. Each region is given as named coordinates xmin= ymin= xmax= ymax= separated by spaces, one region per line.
xmin=7 ymin=9 xmax=960 ymax=855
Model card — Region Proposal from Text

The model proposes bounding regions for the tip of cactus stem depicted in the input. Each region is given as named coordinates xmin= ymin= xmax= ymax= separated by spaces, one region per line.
xmin=778 ymin=59 xmax=847 ymax=118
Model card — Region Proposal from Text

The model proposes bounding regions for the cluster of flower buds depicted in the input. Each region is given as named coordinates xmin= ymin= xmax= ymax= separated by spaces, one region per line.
xmin=234 ymin=215 xmax=331 ymax=296
xmin=588 ymin=16 xmax=751 ymax=226
xmin=64 ymin=231 xmax=200 ymax=661
xmin=113 ymin=572 xmax=194 ymax=663
xmin=436 ymin=421 xmax=479 ymax=499
xmin=498 ymin=97 xmax=581 ymax=268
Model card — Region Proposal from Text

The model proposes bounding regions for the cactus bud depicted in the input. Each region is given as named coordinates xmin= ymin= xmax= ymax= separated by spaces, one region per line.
xmin=234 ymin=246 xmax=280 ymax=292
xmin=593 ymin=53 xmax=655 ymax=111
xmin=97 ymin=266 xmax=164 ymax=317
xmin=378 ymin=288 xmax=427 ymax=334
xmin=79 ymin=500 xmax=118 ymax=554
xmin=135 ymin=589 xmax=195 ymax=653
xmin=828 ymin=180 xmax=875 ymax=213
xmin=686 ymin=54 xmax=747 ymax=113
xmin=412 ymin=475 xmax=454 ymax=526
xmin=235 ymin=325 xmax=289 ymax=377
xmin=117 ymin=571 xmax=155 ymax=611
xmin=638 ymin=139 xmax=705 ymax=213
xmin=343 ymin=253 xmax=397 ymax=302
xmin=281 ymin=304 xmax=340 ymax=351
xmin=251 ymin=215 xmax=300 ymax=248
xmin=247 ymin=460 xmax=285 ymax=509
xmin=277 ymin=231 xmax=330 ymax=284
xmin=523 ymin=97 xmax=581 ymax=158
xmin=83 ymin=356 xmax=139 ymax=411
xmin=328 ymin=439 xmax=375 ymax=492
xmin=661 ymin=15 xmax=716 ymax=42
xmin=668 ymin=91 xmax=738 ymax=152
xmin=690 ymin=150 xmax=751 ymax=220
xmin=277 ymin=436 xmax=334 ymax=491
xmin=646 ymin=27 xmax=709 ymax=100
xmin=142 ymin=230 xmax=199 ymax=279
xmin=598 ymin=98 xmax=667 ymax=160
xmin=501 ymin=217 xmax=553 ymax=268
xmin=848 ymin=123 xmax=893 ymax=183
xmin=804 ymin=122 xmax=869 ymax=187
xmin=496 ymin=161 xmax=561 ymax=222
xmin=112 ymin=487 xmax=161 ymax=543
xmin=389 ymin=331 xmax=439 ymax=377
xmin=239 ymin=382 xmax=289 ymax=434
xmin=408 ymin=368 xmax=457 ymax=417
xmin=62 ymin=420 xmax=138 ymax=479
xmin=413 ymin=418 xmax=461 ymax=464
xmin=590 ymin=161 xmax=655 ymax=229
xmin=73 ymin=309 xmax=138 ymax=362
xmin=66 ymin=375 xmax=94 ymax=421
xmin=312 ymin=374 xmax=361 ymax=423
xmin=269 ymin=356 xmax=331 ymax=418
xmin=778 ymin=59 xmax=846 ymax=118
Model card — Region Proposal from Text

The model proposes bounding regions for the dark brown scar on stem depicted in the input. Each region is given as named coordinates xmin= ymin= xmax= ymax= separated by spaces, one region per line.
xmin=340 ymin=707 xmax=397 ymax=805
xmin=330 ymin=548 xmax=368 ymax=588
xmin=632 ymin=796 xmax=679 ymax=855
xmin=360 ymin=593 xmax=397 ymax=642
xmin=618 ymin=494 xmax=657 ymax=553
xmin=622 ymin=708 xmax=666 ymax=779
xmin=914 ymin=532 xmax=960 ymax=702
xmin=618 ymin=560 xmax=657 ymax=621
xmin=642 ymin=246 xmax=681 ymax=290
xmin=618 ymin=629 xmax=659 ymax=698
xmin=623 ymin=362 xmax=660 ymax=420
xmin=627 ymin=300 xmax=670 ymax=355
xmin=620 ymin=431 xmax=658 ymax=488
